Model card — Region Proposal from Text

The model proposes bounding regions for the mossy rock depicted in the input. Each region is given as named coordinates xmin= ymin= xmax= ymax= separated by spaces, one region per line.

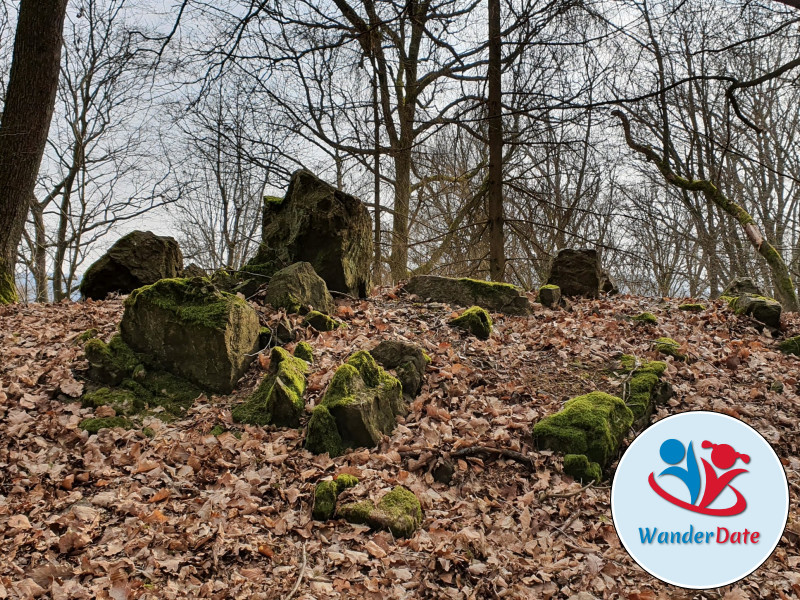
xmin=84 ymin=334 xmax=143 ymax=385
xmin=369 ymin=340 xmax=430 ymax=397
xmin=538 ymin=285 xmax=561 ymax=308
xmin=79 ymin=416 xmax=133 ymax=434
xmin=449 ymin=306 xmax=492 ymax=340
xmin=779 ymin=336 xmax=800 ymax=356
xmin=120 ymin=277 xmax=259 ymax=393
xmin=294 ymin=341 xmax=314 ymax=363
xmin=305 ymin=351 xmax=403 ymax=457
xmin=546 ymin=249 xmax=613 ymax=298
xmin=678 ymin=303 xmax=705 ymax=312
xmin=79 ymin=230 xmax=183 ymax=300
xmin=247 ymin=170 xmax=373 ymax=297
xmin=732 ymin=294 xmax=781 ymax=329
xmin=722 ymin=277 xmax=762 ymax=297
xmin=563 ymin=454 xmax=602 ymax=483
xmin=82 ymin=387 xmax=144 ymax=415
xmin=337 ymin=486 xmax=422 ymax=538
xmin=231 ymin=347 xmax=309 ymax=427
xmin=264 ymin=262 xmax=335 ymax=315
xmin=312 ymin=474 xmax=359 ymax=520
xmin=618 ymin=355 xmax=670 ymax=423
xmin=76 ymin=329 xmax=98 ymax=344
xmin=303 ymin=310 xmax=344 ymax=332
xmin=404 ymin=275 xmax=530 ymax=315
xmin=631 ymin=312 xmax=657 ymax=325
xmin=654 ymin=337 xmax=686 ymax=361
xmin=532 ymin=391 xmax=634 ymax=467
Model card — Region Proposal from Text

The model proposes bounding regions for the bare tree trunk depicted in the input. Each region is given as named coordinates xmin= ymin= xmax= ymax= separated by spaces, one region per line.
xmin=487 ymin=0 xmax=505 ymax=282
xmin=389 ymin=124 xmax=412 ymax=282
xmin=29 ymin=198 xmax=49 ymax=302
xmin=372 ymin=69 xmax=382 ymax=287
xmin=0 ymin=0 xmax=68 ymax=304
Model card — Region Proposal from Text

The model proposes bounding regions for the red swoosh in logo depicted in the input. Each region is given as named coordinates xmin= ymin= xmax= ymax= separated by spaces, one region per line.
xmin=648 ymin=473 xmax=747 ymax=516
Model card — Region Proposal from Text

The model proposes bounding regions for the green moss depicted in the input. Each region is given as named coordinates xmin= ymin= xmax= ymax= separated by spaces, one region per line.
xmin=458 ymin=278 xmax=520 ymax=296
xmin=294 ymin=341 xmax=314 ymax=363
xmin=337 ymin=500 xmax=376 ymax=524
xmin=264 ymin=195 xmax=284 ymax=206
xmin=779 ymin=335 xmax=800 ymax=356
xmin=337 ymin=486 xmax=422 ymax=538
xmin=125 ymin=277 xmax=245 ymax=331
xmin=678 ymin=303 xmax=705 ymax=312
xmin=142 ymin=427 xmax=155 ymax=438
xmin=563 ymin=454 xmax=602 ymax=483
xmin=345 ymin=351 xmax=384 ymax=388
xmin=81 ymin=387 xmax=144 ymax=415
xmin=631 ymin=312 xmax=658 ymax=324
xmin=655 ymin=337 xmax=686 ymax=361
xmin=303 ymin=310 xmax=343 ymax=332
xmin=210 ymin=424 xmax=226 ymax=436
xmin=449 ymin=306 xmax=492 ymax=340
xmin=77 ymin=329 xmax=98 ymax=343
xmin=532 ymin=391 xmax=634 ymax=466
xmin=232 ymin=346 xmax=308 ymax=427
xmin=770 ymin=380 xmax=784 ymax=394
xmin=305 ymin=405 xmax=344 ymax=457
xmin=312 ymin=474 xmax=359 ymax=520
xmin=0 ymin=269 xmax=18 ymax=304
xmin=79 ymin=416 xmax=133 ymax=434
xmin=540 ymin=284 xmax=560 ymax=290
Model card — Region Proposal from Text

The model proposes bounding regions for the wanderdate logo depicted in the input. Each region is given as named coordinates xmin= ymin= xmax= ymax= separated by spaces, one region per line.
xmin=612 ymin=411 xmax=789 ymax=589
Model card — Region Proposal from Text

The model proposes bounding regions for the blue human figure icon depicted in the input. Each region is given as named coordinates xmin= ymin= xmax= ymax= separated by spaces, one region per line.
xmin=658 ymin=438 xmax=701 ymax=505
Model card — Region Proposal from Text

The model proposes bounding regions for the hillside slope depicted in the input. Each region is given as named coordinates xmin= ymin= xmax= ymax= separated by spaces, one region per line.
xmin=1 ymin=292 xmax=798 ymax=599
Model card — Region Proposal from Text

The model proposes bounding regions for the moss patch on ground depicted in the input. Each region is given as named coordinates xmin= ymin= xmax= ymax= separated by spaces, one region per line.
xmin=618 ymin=355 xmax=668 ymax=421
xmin=563 ymin=454 xmax=602 ymax=483
xmin=79 ymin=416 xmax=133 ymax=434
xmin=631 ymin=312 xmax=657 ymax=324
xmin=678 ymin=303 xmax=705 ymax=312
xmin=231 ymin=347 xmax=309 ymax=427
xmin=655 ymin=337 xmax=686 ymax=361
xmin=779 ymin=336 xmax=800 ymax=356
xmin=449 ymin=306 xmax=492 ymax=340
xmin=303 ymin=310 xmax=344 ymax=332
xmin=532 ymin=391 xmax=634 ymax=466
xmin=312 ymin=474 xmax=359 ymax=520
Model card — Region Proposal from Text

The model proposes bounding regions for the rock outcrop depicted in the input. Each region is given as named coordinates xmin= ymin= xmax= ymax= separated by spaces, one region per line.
xmin=305 ymin=351 xmax=404 ymax=457
xmin=368 ymin=340 xmax=429 ymax=398
xmin=546 ymin=249 xmax=615 ymax=298
xmin=80 ymin=231 xmax=183 ymax=300
xmin=264 ymin=262 xmax=335 ymax=315
xmin=120 ymin=277 xmax=259 ymax=393
xmin=245 ymin=170 xmax=373 ymax=297
xmin=404 ymin=275 xmax=530 ymax=315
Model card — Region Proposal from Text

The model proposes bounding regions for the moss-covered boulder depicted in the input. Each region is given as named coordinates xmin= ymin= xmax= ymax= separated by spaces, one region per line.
xmin=120 ymin=278 xmax=260 ymax=393
xmin=245 ymin=170 xmax=372 ymax=297
xmin=232 ymin=347 xmax=309 ymax=427
xmin=337 ymin=486 xmax=423 ymax=538
xmin=80 ymin=231 xmax=183 ymax=300
xmin=655 ymin=337 xmax=687 ymax=361
xmin=546 ymin=249 xmax=614 ymax=298
xmin=532 ymin=391 xmax=634 ymax=467
xmin=312 ymin=474 xmax=359 ymax=520
xmin=449 ymin=306 xmax=492 ymax=340
xmin=722 ymin=277 xmax=762 ymax=297
xmin=618 ymin=355 xmax=671 ymax=424
xmin=305 ymin=351 xmax=403 ymax=457
xmin=404 ymin=275 xmax=530 ymax=315
xmin=264 ymin=262 xmax=335 ymax=315
xmin=678 ymin=303 xmax=705 ymax=312
xmin=368 ymin=340 xmax=430 ymax=397
xmin=779 ymin=336 xmax=800 ymax=356
xmin=563 ymin=454 xmax=602 ymax=483
xmin=631 ymin=312 xmax=658 ymax=324
xmin=303 ymin=310 xmax=344 ymax=332
xmin=732 ymin=294 xmax=782 ymax=329
xmin=294 ymin=341 xmax=314 ymax=363
xmin=181 ymin=263 xmax=206 ymax=278
xmin=538 ymin=284 xmax=561 ymax=308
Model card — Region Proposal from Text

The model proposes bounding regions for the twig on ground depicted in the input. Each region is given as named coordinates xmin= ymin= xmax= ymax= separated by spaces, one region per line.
xmin=286 ymin=541 xmax=308 ymax=600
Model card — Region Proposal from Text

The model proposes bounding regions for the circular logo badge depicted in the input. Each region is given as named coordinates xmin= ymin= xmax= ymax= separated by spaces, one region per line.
xmin=611 ymin=411 xmax=789 ymax=589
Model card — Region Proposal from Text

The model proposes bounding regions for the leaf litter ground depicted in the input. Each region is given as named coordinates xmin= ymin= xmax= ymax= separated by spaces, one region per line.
xmin=1 ymin=291 xmax=799 ymax=599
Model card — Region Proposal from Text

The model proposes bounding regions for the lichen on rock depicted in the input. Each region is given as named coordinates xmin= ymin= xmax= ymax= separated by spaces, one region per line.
xmin=449 ymin=306 xmax=492 ymax=340
xmin=231 ymin=347 xmax=309 ymax=428
xmin=337 ymin=486 xmax=422 ymax=538
xmin=305 ymin=351 xmax=403 ymax=457
xmin=532 ymin=391 xmax=634 ymax=467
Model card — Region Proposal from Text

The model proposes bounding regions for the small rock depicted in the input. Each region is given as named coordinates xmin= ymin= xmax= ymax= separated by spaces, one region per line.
xmin=369 ymin=340 xmax=430 ymax=397
xmin=538 ymin=285 xmax=561 ymax=308
xmin=432 ymin=459 xmax=455 ymax=484
xmin=337 ymin=486 xmax=423 ymax=538
xmin=449 ymin=306 xmax=492 ymax=340
xmin=264 ymin=261 xmax=335 ymax=314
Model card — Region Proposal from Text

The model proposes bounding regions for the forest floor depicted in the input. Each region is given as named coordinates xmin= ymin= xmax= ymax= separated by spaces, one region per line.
xmin=1 ymin=290 xmax=799 ymax=600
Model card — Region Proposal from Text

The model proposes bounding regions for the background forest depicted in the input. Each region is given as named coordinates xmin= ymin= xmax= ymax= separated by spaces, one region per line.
xmin=4 ymin=0 xmax=800 ymax=303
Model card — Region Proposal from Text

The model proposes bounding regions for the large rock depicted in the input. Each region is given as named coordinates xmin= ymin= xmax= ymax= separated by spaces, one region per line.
xmin=246 ymin=170 xmax=372 ymax=297
xmin=546 ymin=248 xmax=613 ymax=298
xmin=120 ymin=278 xmax=259 ymax=393
xmin=730 ymin=294 xmax=782 ymax=329
xmin=80 ymin=231 xmax=183 ymax=300
xmin=337 ymin=486 xmax=423 ymax=538
xmin=368 ymin=340 xmax=430 ymax=397
xmin=305 ymin=351 xmax=404 ymax=457
xmin=722 ymin=277 xmax=762 ymax=297
xmin=403 ymin=275 xmax=531 ymax=315
xmin=264 ymin=262 xmax=335 ymax=314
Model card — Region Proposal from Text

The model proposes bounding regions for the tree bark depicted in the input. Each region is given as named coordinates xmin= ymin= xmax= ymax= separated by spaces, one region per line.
xmin=0 ymin=0 xmax=68 ymax=304
xmin=487 ymin=0 xmax=505 ymax=281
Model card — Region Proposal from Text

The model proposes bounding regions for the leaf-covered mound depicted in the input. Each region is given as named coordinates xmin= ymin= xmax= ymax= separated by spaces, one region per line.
xmin=1 ymin=293 xmax=799 ymax=599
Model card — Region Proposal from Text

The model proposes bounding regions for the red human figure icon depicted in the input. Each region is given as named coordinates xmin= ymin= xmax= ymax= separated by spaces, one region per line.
xmin=698 ymin=441 xmax=750 ymax=509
